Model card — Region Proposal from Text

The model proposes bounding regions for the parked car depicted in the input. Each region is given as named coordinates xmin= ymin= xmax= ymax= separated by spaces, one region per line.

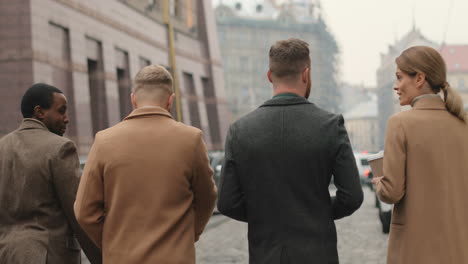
xmin=375 ymin=190 xmax=392 ymax=234
xmin=208 ymin=151 xmax=224 ymax=188
xmin=208 ymin=151 xmax=224 ymax=214
xmin=366 ymin=157 xmax=392 ymax=234
xmin=354 ymin=152 xmax=373 ymax=186
xmin=79 ymin=156 xmax=87 ymax=170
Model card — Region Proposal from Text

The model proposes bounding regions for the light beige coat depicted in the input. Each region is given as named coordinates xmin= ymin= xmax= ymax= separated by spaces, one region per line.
xmin=74 ymin=107 xmax=217 ymax=264
xmin=377 ymin=96 xmax=468 ymax=264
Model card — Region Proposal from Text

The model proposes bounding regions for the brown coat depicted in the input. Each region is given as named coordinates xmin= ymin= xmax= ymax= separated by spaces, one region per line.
xmin=74 ymin=107 xmax=217 ymax=264
xmin=0 ymin=119 xmax=101 ymax=264
xmin=376 ymin=96 xmax=468 ymax=264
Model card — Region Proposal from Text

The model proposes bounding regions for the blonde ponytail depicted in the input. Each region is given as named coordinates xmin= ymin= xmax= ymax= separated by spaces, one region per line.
xmin=442 ymin=82 xmax=466 ymax=122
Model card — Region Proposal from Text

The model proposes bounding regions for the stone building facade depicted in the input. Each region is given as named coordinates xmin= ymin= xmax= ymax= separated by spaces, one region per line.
xmin=0 ymin=0 xmax=229 ymax=154
xmin=213 ymin=0 xmax=340 ymax=119
xmin=344 ymin=95 xmax=379 ymax=153
xmin=440 ymin=45 xmax=468 ymax=104
xmin=375 ymin=28 xmax=437 ymax=149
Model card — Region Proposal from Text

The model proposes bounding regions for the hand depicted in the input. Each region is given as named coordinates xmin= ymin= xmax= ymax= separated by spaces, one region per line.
xmin=371 ymin=176 xmax=383 ymax=186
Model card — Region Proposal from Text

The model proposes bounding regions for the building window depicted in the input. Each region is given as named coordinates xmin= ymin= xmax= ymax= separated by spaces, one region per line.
xmin=235 ymin=2 xmax=242 ymax=10
xmin=183 ymin=72 xmax=201 ymax=128
xmin=459 ymin=78 xmax=466 ymax=90
xmin=202 ymin=77 xmax=222 ymax=148
xmin=121 ymin=0 xmax=197 ymax=35
xmin=115 ymin=48 xmax=132 ymax=119
xmin=170 ymin=0 xmax=195 ymax=29
xmin=86 ymin=37 xmax=108 ymax=135
xmin=240 ymin=56 xmax=248 ymax=71
xmin=145 ymin=0 xmax=161 ymax=12
xmin=48 ymin=22 xmax=76 ymax=139
xmin=256 ymin=4 xmax=263 ymax=13
xmin=139 ymin=56 xmax=151 ymax=68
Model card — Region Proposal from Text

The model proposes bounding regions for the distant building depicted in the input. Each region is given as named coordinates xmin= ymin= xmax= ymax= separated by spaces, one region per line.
xmin=0 ymin=0 xmax=229 ymax=153
xmin=340 ymin=83 xmax=375 ymax=113
xmin=344 ymin=94 xmax=379 ymax=153
xmin=376 ymin=29 xmax=468 ymax=149
xmin=440 ymin=45 xmax=468 ymax=104
xmin=213 ymin=0 xmax=340 ymax=119
xmin=375 ymin=28 xmax=438 ymax=149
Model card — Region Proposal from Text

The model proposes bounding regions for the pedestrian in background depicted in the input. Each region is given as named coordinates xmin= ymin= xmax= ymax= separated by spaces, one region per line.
xmin=0 ymin=83 xmax=101 ymax=263
xmin=217 ymin=38 xmax=363 ymax=263
xmin=74 ymin=65 xmax=217 ymax=264
xmin=372 ymin=46 xmax=468 ymax=264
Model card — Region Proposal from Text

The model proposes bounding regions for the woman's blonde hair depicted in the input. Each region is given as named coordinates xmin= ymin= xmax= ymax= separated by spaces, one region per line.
xmin=396 ymin=46 xmax=466 ymax=122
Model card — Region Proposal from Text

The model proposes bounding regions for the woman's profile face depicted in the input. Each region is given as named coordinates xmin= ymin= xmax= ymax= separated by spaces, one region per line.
xmin=394 ymin=68 xmax=419 ymax=106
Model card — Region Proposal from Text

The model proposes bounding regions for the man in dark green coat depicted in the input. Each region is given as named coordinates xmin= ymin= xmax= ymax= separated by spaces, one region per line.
xmin=218 ymin=39 xmax=363 ymax=264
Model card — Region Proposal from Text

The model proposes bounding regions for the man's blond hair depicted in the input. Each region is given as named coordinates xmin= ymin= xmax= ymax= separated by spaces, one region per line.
xmin=133 ymin=65 xmax=173 ymax=98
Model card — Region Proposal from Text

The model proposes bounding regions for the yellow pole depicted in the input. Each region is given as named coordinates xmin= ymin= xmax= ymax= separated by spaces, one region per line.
xmin=163 ymin=0 xmax=183 ymax=122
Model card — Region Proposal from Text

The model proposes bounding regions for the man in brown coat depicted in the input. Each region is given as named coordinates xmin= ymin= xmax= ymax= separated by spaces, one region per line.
xmin=74 ymin=65 xmax=217 ymax=264
xmin=0 ymin=83 xmax=102 ymax=263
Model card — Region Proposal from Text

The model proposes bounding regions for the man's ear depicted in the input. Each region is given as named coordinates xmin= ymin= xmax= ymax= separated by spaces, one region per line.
xmin=33 ymin=105 xmax=45 ymax=120
xmin=131 ymin=93 xmax=138 ymax=109
xmin=167 ymin=93 xmax=175 ymax=111
xmin=267 ymin=69 xmax=273 ymax=83
xmin=302 ymin=67 xmax=310 ymax=84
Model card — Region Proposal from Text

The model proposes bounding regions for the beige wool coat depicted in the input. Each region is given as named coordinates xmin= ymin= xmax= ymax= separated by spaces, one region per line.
xmin=376 ymin=96 xmax=468 ymax=264
xmin=74 ymin=107 xmax=217 ymax=264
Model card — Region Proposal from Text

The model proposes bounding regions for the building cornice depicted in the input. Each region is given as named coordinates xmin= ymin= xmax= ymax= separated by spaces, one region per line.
xmin=51 ymin=0 xmax=222 ymax=67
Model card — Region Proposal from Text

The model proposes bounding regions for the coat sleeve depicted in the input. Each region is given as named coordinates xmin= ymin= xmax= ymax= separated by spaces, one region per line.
xmin=331 ymin=115 xmax=364 ymax=220
xmin=74 ymin=134 xmax=106 ymax=249
xmin=191 ymin=132 xmax=217 ymax=242
xmin=51 ymin=141 xmax=102 ymax=264
xmin=376 ymin=115 xmax=407 ymax=204
xmin=217 ymin=125 xmax=247 ymax=222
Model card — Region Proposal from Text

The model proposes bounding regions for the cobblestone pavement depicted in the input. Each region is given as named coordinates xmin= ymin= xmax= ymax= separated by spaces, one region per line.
xmin=195 ymin=186 xmax=389 ymax=264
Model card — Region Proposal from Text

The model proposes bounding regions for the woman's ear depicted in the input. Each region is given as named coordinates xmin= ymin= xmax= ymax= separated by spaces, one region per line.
xmin=415 ymin=72 xmax=426 ymax=89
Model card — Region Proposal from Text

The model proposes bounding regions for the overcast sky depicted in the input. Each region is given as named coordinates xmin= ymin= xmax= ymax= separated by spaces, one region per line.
xmin=320 ymin=0 xmax=468 ymax=86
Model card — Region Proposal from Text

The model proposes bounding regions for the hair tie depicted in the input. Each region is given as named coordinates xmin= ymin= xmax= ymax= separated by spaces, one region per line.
xmin=441 ymin=82 xmax=449 ymax=101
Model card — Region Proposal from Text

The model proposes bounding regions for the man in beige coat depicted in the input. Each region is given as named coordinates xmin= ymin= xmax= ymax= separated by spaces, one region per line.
xmin=74 ymin=65 xmax=217 ymax=264
xmin=0 ymin=83 xmax=101 ymax=264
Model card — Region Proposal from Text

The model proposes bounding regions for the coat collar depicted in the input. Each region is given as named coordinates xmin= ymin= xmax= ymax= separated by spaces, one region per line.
xmin=123 ymin=106 xmax=174 ymax=121
xmin=412 ymin=95 xmax=446 ymax=111
xmin=260 ymin=96 xmax=312 ymax=107
xmin=18 ymin=118 xmax=49 ymax=131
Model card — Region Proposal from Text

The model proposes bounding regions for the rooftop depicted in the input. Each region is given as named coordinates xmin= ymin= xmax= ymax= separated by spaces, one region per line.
xmin=380 ymin=28 xmax=438 ymax=64
xmin=213 ymin=0 xmax=321 ymax=22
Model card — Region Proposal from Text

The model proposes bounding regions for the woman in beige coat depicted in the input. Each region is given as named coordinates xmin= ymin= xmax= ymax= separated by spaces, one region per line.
xmin=372 ymin=46 xmax=468 ymax=264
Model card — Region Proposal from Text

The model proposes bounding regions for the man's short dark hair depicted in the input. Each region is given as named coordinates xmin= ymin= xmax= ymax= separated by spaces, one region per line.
xmin=269 ymin=38 xmax=311 ymax=79
xmin=21 ymin=83 xmax=63 ymax=118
